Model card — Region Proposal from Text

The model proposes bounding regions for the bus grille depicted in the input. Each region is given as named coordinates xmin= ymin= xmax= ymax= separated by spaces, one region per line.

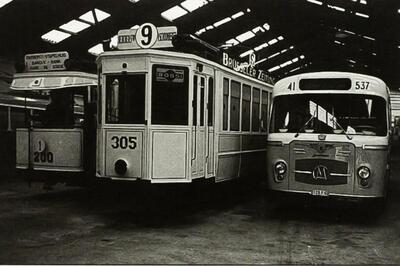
xmin=294 ymin=159 xmax=349 ymax=185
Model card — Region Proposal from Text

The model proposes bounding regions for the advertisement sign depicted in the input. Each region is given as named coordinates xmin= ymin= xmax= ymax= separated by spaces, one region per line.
xmin=25 ymin=52 xmax=69 ymax=72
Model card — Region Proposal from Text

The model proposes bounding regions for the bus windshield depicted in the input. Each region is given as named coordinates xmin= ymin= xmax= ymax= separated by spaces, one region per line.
xmin=270 ymin=94 xmax=387 ymax=136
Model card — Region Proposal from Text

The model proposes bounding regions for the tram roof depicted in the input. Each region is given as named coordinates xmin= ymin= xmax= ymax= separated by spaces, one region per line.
xmin=98 ymin=48 xmax=274 ymax=87
xmin=10 ymin=71 xmax=97 ymax=91
xmin=0 ymin=0 xmax=398 ymax=89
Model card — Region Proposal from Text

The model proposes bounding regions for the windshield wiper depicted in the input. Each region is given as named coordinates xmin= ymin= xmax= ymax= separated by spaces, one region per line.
xmin=331 ymin=118 xmax=353 ymax=140
xmin=294 ymin=115 xmax=315 ymax=138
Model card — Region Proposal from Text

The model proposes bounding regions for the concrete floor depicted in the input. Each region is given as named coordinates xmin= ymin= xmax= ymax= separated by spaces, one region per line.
xmin=1 ymin=156 xmax=400 ymax=264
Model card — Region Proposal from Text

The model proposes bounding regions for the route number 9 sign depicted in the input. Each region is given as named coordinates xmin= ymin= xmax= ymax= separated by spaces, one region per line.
xmin=136 ymin=23 xmax=158 ymax=49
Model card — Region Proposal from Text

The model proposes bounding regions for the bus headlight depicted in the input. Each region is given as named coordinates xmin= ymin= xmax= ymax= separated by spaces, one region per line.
xmin=357 ymin=166 xmax=370 ymax=179
xmin=357 ymin=166 xmax=370 ymax=187
xmin=274 ymin=161 xmax=287 ymax=181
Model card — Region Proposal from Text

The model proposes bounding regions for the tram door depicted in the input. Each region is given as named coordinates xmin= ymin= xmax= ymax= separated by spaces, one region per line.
xmin=192 ymin=74 xmax=213 ymax=178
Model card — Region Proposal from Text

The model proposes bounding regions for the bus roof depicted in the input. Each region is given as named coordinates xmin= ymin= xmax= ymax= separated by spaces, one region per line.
xmin=10 ymin=71 xmax=97 ymax=91
xmin=273 ymin=71 xmax=388 ymax=98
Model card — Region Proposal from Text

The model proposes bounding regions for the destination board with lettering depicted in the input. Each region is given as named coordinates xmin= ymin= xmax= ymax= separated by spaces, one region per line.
xmin=25 ymin=52 xmax=69 ymax=72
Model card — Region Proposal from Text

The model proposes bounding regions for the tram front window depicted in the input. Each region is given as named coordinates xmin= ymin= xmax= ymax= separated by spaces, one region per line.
xmin=105 ymin=74 xmax=145 ymax=124
xmin=151 ymin=65 xmax=189 ymax=125
xmin=38 ymin=89 xmax=77 ymax=128
xmin=270 ymin=94 xmax=387 ymax=136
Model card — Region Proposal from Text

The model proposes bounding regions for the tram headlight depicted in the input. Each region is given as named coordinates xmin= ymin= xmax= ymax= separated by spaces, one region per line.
xmin=115 ymin=159 xmax=128 ymax=176
xmin=357 ymin=166 xmax=371 ymax=179
xmin=274 ymin=161 xmax=287 ymax=181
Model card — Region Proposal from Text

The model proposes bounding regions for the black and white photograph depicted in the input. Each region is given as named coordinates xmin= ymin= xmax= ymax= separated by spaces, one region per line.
xmin=0 ymin=0 xmax=399 ymax=264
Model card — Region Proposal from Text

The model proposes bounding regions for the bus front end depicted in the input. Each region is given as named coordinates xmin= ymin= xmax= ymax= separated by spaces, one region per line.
xmin=267 ymin=73 xmax=390 ymax=199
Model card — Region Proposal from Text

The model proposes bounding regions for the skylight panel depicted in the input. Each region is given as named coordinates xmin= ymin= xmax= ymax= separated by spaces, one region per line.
xmin=79 ymin=9 xmax=111 ymax=24
xmin=41 ymin=30 xmax=71 ymax=44
xmin=360 ymin=0 xmax=367 ymax=4
xmin=355 ymin=12 xmax=369 ymax=18
xmin=348 ymin=59 xmax=357 ymax=64
xmin=226 ymin=39 xmax=239 ymax=46
xmin=263 ymin=23 xmax=271 ymax=31
xmin=307 ymin=0 xmax=323 ymax=5
xmin=214 ymin=17 xmax=231 ymax=27
xmin=268 ymin=38 xmax=278 ymax=45
xmin=128 ymin=0 xmax=140 ymax=3
xmin=236 ymin=31 xmax=255 ymax=42
xmin=254 ymin=43 xmax=268 ymax=51
xmin=88 ymin=44 xmax=104 ymax=56
xmin=239 ymin=50 xmax=254 ymax=58
xmin=161 ymin=5 xmax=188 ymax=21
xmin=268 ymin=66 xmax=280 ymax=72
xmin=0 ymin=0 xmax=13 ymax=8
xmin=181 ymin=0 xmax=208 ymax=12
xmin=363 ymin=35 xmax=375 ymax=41
xmin=59 ymin=20 xmax=90 ymax=34
xmin=268 ymin=52 xmax=280 ymax=59
xmin=252 ymin=26 xmax=265 ymax=34
xmin=231 ymin=11 xmax=244 ymax=19
xmin=327 ymin=5 xmax=345 ymax=12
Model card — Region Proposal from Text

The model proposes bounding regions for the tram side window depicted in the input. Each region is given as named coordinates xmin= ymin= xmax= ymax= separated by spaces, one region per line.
xmin=223 ymin=78 xmax=229 ymax=130
xmin=208 ymin=77 xmax=214 ymax=126
xmin=261 ymin=91 xmax=269 ymax=132
xmin=242 ymin=84 xmax=251 ymax=131
xmin=152 ymin=65 xmax=189 ymax=125
xmin=252 ymin=88 xmax=260 ymax=132
xmin=200 ymin=77 xmax=205 ymax=126
xmin=106 ymin=74 xmax=145 ymax=124
xmin=193 ymin=76 xmax=197 ymax=126
xmin=41 ymin=89 xmax=75 ymax=127
xmin=230 ymin=80 xmax=240 ymax=131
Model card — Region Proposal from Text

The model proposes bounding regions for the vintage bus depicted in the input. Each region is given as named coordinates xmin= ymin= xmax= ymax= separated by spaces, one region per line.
xmin=267 ymin=71 xmax=391 ymax=201
xmin=95 ymin=24 xmax=273 ymax=183
xmin=11 ymin=51 xmax=98 ymax=186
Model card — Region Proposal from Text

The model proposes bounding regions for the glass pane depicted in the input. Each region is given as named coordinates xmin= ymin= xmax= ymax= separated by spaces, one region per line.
xmin=106 ymin=74 xmax=145 ymax=124
xmin=223 ymin=78 xmax=229 ymax=130
xmin=200 ymin=77 xmax=205 ymax=126
xmin=242 ymin=84 xmax=251 ymax=131
xmin=261 ymin=91 xmax=269 ymax=132
xmin=193 ymin=76 xmax=197 ymax=126
xmin=230 ymin=80 xmax=240 ymax=131
xmin=270 ymin=94 xmax=387 ymax=136
xmin=152 ymin=65 xmax=189 ymax=125
xmin=252 ymin=88 xmax=260 ymax=131
xmin=208 ymin=77 xmax=214 ymax=126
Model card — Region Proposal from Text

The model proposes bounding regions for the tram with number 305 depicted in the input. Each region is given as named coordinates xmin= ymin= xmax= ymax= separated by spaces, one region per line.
xmin=95 ymin=24 xmax=273 ymax=183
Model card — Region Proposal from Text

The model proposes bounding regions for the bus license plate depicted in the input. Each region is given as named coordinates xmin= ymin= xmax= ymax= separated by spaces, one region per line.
xmin=312 ymin=190 xmax=329 ymax=197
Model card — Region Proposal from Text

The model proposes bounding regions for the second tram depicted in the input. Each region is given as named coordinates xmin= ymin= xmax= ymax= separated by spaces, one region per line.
xmin=12 ymin=52 xmax=98 ymax=185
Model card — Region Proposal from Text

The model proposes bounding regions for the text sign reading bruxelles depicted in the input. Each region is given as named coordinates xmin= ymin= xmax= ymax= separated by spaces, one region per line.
xmin=222 ymin=52 xmax=274 ymax=84
xmin=118 ymin=23 xmax=177 ymax=50
xmin=25 ymin=51 xmax=69 ymax=72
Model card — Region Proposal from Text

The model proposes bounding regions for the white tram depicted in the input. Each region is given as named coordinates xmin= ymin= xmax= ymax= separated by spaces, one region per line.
xmin=267 ymin=72 xmax=391 ymax=199
xmin=95 ymin=25 xmax=273 ymax=183
xmin=12 ymin=52 xmax=98 ymax=185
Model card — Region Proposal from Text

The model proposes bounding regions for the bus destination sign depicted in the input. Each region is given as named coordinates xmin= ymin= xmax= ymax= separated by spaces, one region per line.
xmin=25 ymin=51 xmax=69 ymax=72
xmin=222 ymin=52 xmax=274 ymax=85
xmin=118 ymin=23 xmax=177 ymax=50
